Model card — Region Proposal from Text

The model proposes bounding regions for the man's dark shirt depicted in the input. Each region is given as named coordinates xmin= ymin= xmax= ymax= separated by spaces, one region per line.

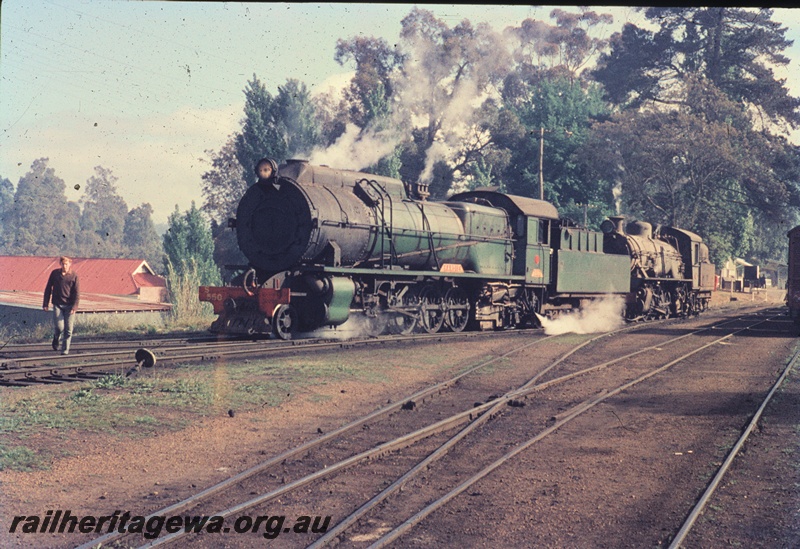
xmin=43 ymin=269 xmax=80 ymax=310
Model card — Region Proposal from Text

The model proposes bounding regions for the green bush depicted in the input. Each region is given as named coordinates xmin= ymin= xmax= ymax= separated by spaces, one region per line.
xmin=165 ymin=259 xmax=216 ymax=329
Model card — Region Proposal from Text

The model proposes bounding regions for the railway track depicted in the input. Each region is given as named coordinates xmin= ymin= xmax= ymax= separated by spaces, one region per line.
xmin=72 ymin=331 xmax=559 ymax=548
xmin=354 ymin=311 xmax=784 ymax=549
xmin=0 ymin=303 xmax=768 ymax=388
xmin=0 ymin=328 xmax=545 ymax=387
xmin=70 ymin=308 xmax=779 ymax=549
xmin=667 ymin=340 xmax=799 ymax=549
xmin=0 ymin=334 xmax=252 ymax=385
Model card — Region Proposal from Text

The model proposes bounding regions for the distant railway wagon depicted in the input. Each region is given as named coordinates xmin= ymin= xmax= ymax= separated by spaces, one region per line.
xmin=787 ymin=226 xmax=800 ymax=321
xmin=200 ymin=159 xmax=714 ymax=338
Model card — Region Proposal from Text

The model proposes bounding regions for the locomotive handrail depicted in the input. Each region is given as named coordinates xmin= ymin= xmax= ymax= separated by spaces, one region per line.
xmin=322 ymin=185 xmax=349 ymax=224
xmin=417 ymin=202 xmax=442 ymax=270
xmin=242 ymin=268 xmax=258 ymax=296
xmin=358 ymin=178 xmax=388 ymax=267
xmin=360 ymin=178 xmax=399 ymax=268
xmin=418 ymin=201 xmax=442 ymax=270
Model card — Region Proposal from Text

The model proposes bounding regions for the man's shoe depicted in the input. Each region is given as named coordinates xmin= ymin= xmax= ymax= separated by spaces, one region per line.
xmin=52 ymin=338 xmax=59 ymax=351
xmin=61 ymin=350 xmax=69 ymax=355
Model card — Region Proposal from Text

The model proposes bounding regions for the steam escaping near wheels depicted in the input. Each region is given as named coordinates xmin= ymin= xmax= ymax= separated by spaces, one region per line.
xmin=536 ymin=296 xmax=626 ymax=335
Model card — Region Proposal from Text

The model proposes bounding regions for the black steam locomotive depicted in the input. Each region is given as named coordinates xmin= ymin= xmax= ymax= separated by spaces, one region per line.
xmin=199 ymin=159 xmax=714 ymax=338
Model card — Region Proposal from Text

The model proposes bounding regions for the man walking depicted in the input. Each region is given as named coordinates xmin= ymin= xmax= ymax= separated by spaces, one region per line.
xmin=43 ymin=256 xmax=80 ymax=355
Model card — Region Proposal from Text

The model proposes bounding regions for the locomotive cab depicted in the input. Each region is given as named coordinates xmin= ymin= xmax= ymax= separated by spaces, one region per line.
xmin=448 ymin=190 xmax=559 ymax=285
xmin=658 ymin=226 xmax=715 ymax=292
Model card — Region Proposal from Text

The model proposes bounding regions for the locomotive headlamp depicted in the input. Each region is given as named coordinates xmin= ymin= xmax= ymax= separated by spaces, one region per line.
xmin=255 ymin=158 xmax=278 ymax=180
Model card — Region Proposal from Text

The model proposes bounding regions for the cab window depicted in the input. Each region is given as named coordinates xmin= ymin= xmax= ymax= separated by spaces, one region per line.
xmin=539 ymin=220 xmax=550 ymax=245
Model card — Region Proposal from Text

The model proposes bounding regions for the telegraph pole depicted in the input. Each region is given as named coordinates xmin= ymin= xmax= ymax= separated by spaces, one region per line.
xmin=538 ymin=127 xmax=545 ymax=200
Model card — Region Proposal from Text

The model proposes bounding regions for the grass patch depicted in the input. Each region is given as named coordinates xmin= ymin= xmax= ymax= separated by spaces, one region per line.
xmin=133 ymin=415 xmax=159 ymax=425
xmin=465 ymin=356 xmax=513 ymax=377
xmin=0 ymin=310 xmax=208 ymax=346
xmin=0 ymin=444 xmax=46 ymax=472
xmin=165 ymin=260 xmax=218 ymax=330
xmin=78 ymin=312 xmax=168 ymax=337
xmin=0 ymin=374 xmax=215 ymax=439
xmin=0 ymin=338 xmax=482 ymax=471
xmin=94 ymin=374 xmax=129 ymax=389
xmin=0 ymin=323 xmax=49 ymax=346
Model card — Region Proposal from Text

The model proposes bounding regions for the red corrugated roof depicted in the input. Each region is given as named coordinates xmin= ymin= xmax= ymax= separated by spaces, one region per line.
xmin=0 ymin=256 xmax=166 ymax=295
xmin=133 ymin=272 xmax=166 ymax=288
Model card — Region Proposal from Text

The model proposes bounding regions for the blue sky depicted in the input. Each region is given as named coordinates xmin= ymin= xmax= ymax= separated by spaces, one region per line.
xmin=2 ymin=2 xmax=799 ymax=224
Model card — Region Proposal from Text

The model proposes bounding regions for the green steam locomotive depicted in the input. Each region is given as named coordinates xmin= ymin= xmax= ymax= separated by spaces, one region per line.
xmin=199 ymin=159 xmax=713 ymax=338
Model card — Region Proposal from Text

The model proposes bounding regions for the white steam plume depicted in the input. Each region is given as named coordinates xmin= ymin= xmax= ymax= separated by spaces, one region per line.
xmin=537 ymin=295 xmax=625 ymax=335
xmin=297 ymin=313 xmax=382 ymax=341
xmin=309 ymin=19 xmax=505 ymax=181
xmin=309 ymin=123 xmax=400 ymax=171
xmin=612 ymin=180 xmax=623 ymax=215
xmin=418 ymin=78 xmax=484 ymax=183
